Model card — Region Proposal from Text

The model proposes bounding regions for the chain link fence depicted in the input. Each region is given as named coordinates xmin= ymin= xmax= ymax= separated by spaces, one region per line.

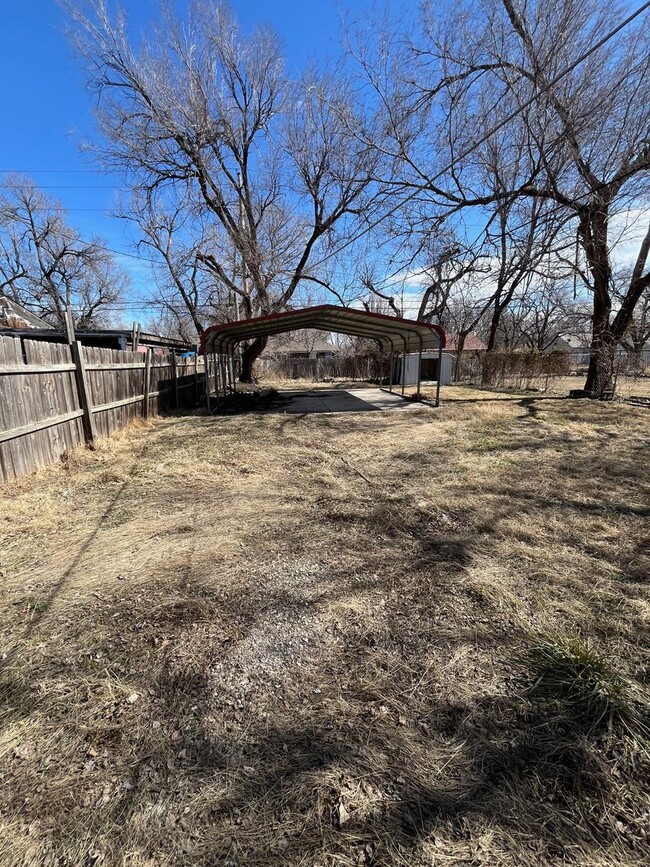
xmin=255 ymin=347 xmax=650 ymax=396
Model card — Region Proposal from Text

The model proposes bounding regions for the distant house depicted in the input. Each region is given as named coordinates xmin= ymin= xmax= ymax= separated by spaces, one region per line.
xmin=545 ymin=334 xmax=588 ymax=352
xmin=545 ymin=334 xmax=590 ymax=365
xmin=0 ymin=296 xmax=51 ymax=330
xmin=443 ymin=333 xmax=487 ymax=352
xmin=263 ymin=331 xmax=340 ymax=361
xmin=0 ymin=294 xmax=193 ymax=354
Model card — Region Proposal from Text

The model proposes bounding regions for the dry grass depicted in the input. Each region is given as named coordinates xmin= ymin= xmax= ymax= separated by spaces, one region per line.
xmin=444 ymin=374 xmax=650 ymax=400
xmin=0 ymin=388 xmax=649 ymax=866
xmin=262 ymin=373 xmax=650 ymax=400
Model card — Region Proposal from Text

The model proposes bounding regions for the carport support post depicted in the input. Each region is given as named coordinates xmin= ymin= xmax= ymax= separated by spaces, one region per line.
xmin=204 ymin=354 xmax=211 ymax=412
xmin=379 ymin=345 xmax=384 ymax=389
xmin=401 ymin=338 xmax=407 ymax=398
xmin=435 ymin=341 xmax=443 ymax=407
xmin=220 ymin=353 xmax=228 ymax=395
xmin=416 ymin=337 xmax=423 ymax=399
xmin=224 ymin=351 xmax=231 ymax=394
xmin=194 ymin=348 xmax=199 ymax=405
xmin=387 ymin=339 xmax=394 ymax=392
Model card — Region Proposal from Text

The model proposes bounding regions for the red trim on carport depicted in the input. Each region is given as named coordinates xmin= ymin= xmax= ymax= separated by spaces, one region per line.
xmin=199 ymin=304 xmax=445 ymax=354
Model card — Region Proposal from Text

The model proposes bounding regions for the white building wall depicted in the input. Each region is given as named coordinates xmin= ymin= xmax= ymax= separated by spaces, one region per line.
xmin=394 ymin=351 xmax=453 ymax=386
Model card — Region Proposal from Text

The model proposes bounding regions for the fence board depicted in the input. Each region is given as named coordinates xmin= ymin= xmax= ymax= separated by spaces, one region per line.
xmin=0 ymin=335 xmax=205 ymax=483
xmin=25 ymin=341 xmax=59 ymax=468
xmin=0 ymin=337 xmax=18 ymax=479
xmin=0 ymin=336 xmax=28 ymax=479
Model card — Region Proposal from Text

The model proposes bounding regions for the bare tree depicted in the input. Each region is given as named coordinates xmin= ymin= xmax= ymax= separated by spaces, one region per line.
xmin=495 ymin=0 xmax=650 ymax=395
xmin=360 ymin=225 xmax=487 ymax=323
xmin=68 ymin=1 xmax=381 ymax=379
xmin=415 ymin=238 xmax=484 ymax=324
xmin=620 ymin=286 xmax=650 ymax=369
xmin=123 ymin=193 xmax=230 ymax=339
xmin=350 ymin=5 xmax=562 ymax=375
xmin=494 ymin=280 xmax=588 ymax=351
xmin=435 ymin=0 xmax=650 ymax=394
xmin=354 ymin=0 xmax=650 ymax=396
xmin=0 ymin=175 xmax=127 ymax=328
xmin=441 ymin=284 xmax=493 ymax=381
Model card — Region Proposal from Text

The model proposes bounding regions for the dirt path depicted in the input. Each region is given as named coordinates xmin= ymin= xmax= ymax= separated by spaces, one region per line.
xmin=0 ymin=398 xmax=648 ymax=866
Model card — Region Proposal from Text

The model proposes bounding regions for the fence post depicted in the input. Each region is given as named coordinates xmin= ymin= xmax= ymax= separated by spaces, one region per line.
xmin=194 ymin=350 xmax=199 ymax=405
xmin=64 ymin=307 xmax=75 ymax=345
xmin=143 ymin=349 xmax=151 ymax=419
xmin=435 ymin=341 xmax=443 ymax=407
xmin=171 ymin=352 xmax=179 ymax=410
xmin=64 ymin=306 xmax=96 ymax=445
xmin=71 ymin=340 xmax=97 ymax=445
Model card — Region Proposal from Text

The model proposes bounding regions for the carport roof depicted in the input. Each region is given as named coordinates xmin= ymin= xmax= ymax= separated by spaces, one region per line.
xmin=200 ymin=305 xmax=445 ymax=355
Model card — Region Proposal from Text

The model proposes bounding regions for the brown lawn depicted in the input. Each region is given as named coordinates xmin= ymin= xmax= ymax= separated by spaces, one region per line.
xmin=0 ymin=386 xmax=648 ymax=866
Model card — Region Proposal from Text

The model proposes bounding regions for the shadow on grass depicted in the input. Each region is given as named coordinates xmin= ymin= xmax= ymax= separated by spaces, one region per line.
xmin=76 ymin=577 xmax=639 ymax=866
xmin=0 ymin=477 xmax=133 ymax=745
xmin=1 ymin=409 xmax=648 ymax=866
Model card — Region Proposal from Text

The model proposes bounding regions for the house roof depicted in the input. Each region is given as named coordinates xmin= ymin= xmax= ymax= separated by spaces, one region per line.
xmin=549 ymin=334 xmax=588 ymax=350
xmin=1 ymin=327 xmax=193 ymax=351
xmin=0 ymin=295 xmax=51 ymax=329
xmin=201 ymin=305 xmax=446 ymax=355
xmin=264 ymin=332 xmax=340 ymax=355
xmin=443 ymin=333 xmax=487 ymax=351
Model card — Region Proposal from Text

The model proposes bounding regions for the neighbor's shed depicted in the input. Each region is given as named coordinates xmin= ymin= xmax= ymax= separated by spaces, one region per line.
xmin=393 ymin=351 xmax=453 ymax=387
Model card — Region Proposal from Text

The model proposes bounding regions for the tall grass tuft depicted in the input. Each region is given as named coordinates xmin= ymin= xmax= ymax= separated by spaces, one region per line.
xmin=522 ymin=636 xmax=649 ymax=739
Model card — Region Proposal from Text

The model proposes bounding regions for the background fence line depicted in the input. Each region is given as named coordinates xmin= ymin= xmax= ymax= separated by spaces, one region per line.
xmin=0 ymin=334 xmax=205 ymax=483
xmin=257 ymin=347 xmax=650 ymax=386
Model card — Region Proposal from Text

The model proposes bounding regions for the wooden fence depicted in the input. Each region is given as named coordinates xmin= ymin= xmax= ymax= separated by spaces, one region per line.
xmin=0 ymin=334 xmax=205 ymax=483
xmin=257 ymin=354 xmax=382 ymax=382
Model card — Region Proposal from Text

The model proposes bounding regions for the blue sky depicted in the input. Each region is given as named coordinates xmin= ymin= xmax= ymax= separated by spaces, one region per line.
xmin=5 ymin=2 xmax=642 ymax=325
xmin=0 ymin=0 xmax=362 ymax=318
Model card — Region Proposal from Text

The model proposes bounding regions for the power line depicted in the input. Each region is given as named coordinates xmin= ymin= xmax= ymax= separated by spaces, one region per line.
xmin=304 ymin=0 xmax=650 ymax=274
xmin=0 ymin=169 xmax=113 ymax=175
xmin=0 ymin=184 xmax=128 ymax=190
xmin=8 ymin=225 xmax=162 ymax=267
xmin=3 ymin=1 xmax=648 ymax=300
xmin=13 ymin=208 xmax=120 ymax=212
xmin=367 ymin=164 xmax=649 ymax=300
xmin=0 ymin=169 xmax=111 ymax=174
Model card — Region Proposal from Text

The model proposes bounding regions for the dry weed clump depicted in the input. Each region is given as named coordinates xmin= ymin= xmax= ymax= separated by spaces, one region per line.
xmin=521 ymin=635 xmax=650 ymax=738
xmin=0 ymin=394 xmax=649 ymax=866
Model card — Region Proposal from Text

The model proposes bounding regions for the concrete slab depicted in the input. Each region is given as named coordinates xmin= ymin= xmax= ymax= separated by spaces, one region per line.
xmin=266 ymin=388 xmax=421 ymax=414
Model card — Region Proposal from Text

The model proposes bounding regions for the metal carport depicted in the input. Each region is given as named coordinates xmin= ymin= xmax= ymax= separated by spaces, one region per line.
xmin=199 ymin=305 xmax=446 ymax=409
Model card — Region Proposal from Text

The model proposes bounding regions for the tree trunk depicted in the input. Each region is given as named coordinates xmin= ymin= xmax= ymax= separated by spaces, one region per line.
xmin=579 ymin=204 xmax=615 ymax=398
xmin=239 ymin=336 xmax=268 ymax=382
xmin=584 ymin=338 xmax=615 ymax=396
xmin=584 ymin=295 xmax=615 ymax=396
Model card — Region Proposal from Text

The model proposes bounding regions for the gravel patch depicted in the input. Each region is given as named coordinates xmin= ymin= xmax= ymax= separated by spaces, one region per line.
xmin=209 ymin=558 xmax=337 ymax=711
